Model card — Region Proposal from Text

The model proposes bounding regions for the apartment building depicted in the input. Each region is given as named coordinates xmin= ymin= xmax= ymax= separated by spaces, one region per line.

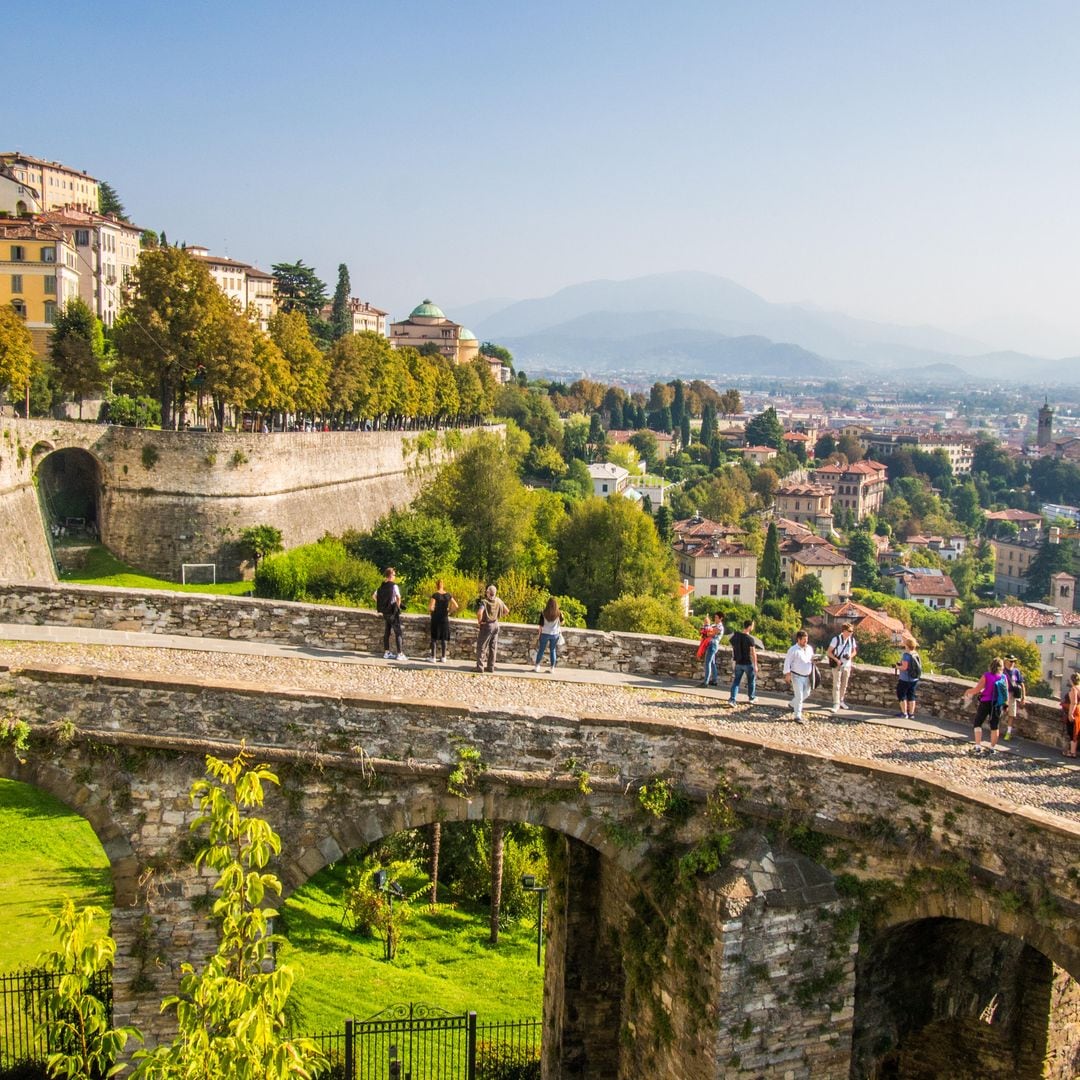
xmin=0 ymin=163 xmax=42 ymax=215
xmin=774 ymin=482 xmax=834 ymax=532
xmin=589 ymin=462 xmax=629 ymax=498
xmin=0 ymin=153 xmax=99 ymax=212
xmin=39 ymin=209 xmax=142 ymax=327
xmin=0 ymin=221 xmax=80 ymax=353
xmin=390 ymin=300 xmax=480 ymax=363
xmin=859 ymin=431 xmax=975 ymax=474
xmin=990 ymin=530 xmax=1042 ymax=599
xmin=811 ymin=459 xmax=888 ymax=520
xmin=186 ymin=247 xmax=276 ymax=329
xmin=895 ymin=570 xmax=959 ymax=609
xmin=673 ymin=534 xmax=758 ymax=603
xmin=327 ymin=297 xmax=388 ymax=337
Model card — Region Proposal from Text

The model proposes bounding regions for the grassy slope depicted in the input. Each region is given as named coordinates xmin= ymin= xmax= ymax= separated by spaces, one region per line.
xmin=280 ymin=862 xmax=544 ymax=1031
xmin=59 ymin=544 xmax=253 ymax=595
xmin=0 ymin=779 xmax=112 ymax=969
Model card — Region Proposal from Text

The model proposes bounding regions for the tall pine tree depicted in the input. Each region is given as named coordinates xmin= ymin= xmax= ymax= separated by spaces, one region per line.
xmin=330 ymin=263 xmax=352 ymax=341
xmin=761 ymin=522 xmax=783 ymax=599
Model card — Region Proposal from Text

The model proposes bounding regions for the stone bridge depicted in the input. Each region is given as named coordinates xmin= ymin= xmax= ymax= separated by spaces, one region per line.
xmin=1 ymin=651 xmax=1078 ymax=1078
xmin=0 ymin=417 xmax=481 ymax=581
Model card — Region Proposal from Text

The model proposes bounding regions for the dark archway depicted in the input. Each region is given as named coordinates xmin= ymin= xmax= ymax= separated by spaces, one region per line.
xmin=852 ymin=916 xmax=1080 ymax=1079
xmin=36 ymin=447 xmax=102 ymax=545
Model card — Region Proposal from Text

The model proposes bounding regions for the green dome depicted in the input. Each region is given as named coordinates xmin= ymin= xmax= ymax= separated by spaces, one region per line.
xmin=410 ymin=299 xmax=445 ymax=319
xmin=459 ymin=328 xmax=477 ymax=340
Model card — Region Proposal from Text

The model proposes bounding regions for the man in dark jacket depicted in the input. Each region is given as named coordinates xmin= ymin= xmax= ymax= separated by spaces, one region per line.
xmin=373 ymin=567 xmax=404 ymax=659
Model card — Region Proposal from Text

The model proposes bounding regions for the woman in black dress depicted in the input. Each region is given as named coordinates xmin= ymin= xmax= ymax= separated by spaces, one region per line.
xmin=428 ymin=579 xmax=459 ymax=661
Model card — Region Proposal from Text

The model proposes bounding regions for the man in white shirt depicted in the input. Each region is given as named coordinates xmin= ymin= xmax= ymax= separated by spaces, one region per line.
xmin=783 ymin=630 xmax=815 ymax=724
xmin=826 ymin=622 xmax=857 ymax=714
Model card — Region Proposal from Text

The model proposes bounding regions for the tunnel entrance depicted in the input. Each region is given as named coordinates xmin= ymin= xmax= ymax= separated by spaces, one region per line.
xmin=852 ymin=916 xmax=1080 ymax=1079
xmin=35 ymin=447 xmax=102 ymax=570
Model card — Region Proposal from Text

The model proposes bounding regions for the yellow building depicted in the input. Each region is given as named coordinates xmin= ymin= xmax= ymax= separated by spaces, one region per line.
xmin=0 ymin=221 xmax=80 ymax=354
xmin=0 ymin=153 xmax=99 ymax=212
xmin=390 ymin=300 xmax=480 ymax=363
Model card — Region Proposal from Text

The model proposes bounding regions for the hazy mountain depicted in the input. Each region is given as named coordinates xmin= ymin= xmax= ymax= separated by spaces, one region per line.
xmin=443 ymin=297 xmax=518 ymax=333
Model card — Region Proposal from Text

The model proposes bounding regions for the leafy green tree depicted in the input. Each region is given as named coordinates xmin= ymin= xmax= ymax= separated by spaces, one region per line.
xmin=553 ymin=496 xmax=677 ymax=624
xmin=34 ymin=900 xmax=140 ymax=1079
xmin=480 ymin=342 xmax=513 ymax=367
xmin=270 ymin=310 xmax=329 ymax=418
xmin=745 ymin=407 xmax=784 ymax=450
xmin=760 ymin=522 xmax=783 ymax=598
xmin=630 ymin=429 xmax=660 ymax=472
xmin=1023 ymin=535 xmax=1076 ymax=603
xmin=97 ymin=180 xmax=128 ymax=221
xmin=0 ymin=303 xmax=35 ymax=405
xmin=847 ymin=529 xmax=879 ymax=590
xmin=329 ymin=263 xmax=351 ymax=342
xmin=132 ymin=752 xmax=324 ymax=1079
xmin=973 ymin=634 xmax=1041 ymax=681
xmin=237 ymin=525 xmax=284 ymax=569
xmin=852 ymin=628 xmax=899 ymax=667
xmin=271 ymin=260 xmax=328 ymax=325
xmin=596 ymin=593 xmax=695 ymax=637
xmin=347 ymin=509 xmax=460 ymax=585
xmin=933 ymin=625 xmax=989 ymax=678
xmin=49 ymin=298 xmax=107 ymax=417
xmin=555 ymin=457 xmax=592 ymax=500
xmin=718 ymin=388 xmax=742 ymax=416
xmin=814 ymin=432 xmax=837 ymax=460
xmin=791 ymin=573 xmax=826 ymax=618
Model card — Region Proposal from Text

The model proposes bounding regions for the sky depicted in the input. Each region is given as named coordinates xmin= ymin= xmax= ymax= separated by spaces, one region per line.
xmin=7 ymin=1 xmax=1080 ymax=354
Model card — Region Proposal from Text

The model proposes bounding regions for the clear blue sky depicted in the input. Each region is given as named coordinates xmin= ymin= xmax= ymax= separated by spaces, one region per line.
xmin=8 ymin=1 xmax=1080 ymax=353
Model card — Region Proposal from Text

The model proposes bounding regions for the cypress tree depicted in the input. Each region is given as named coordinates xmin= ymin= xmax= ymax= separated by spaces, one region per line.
xmin=761 ymin=522 xmax=783 ymax=598
xmin=330 ymin=263 xmax=352 ymax=341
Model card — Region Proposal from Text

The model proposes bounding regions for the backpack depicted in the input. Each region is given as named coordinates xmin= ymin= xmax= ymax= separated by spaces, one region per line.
xmin=375 ymin=581 xmax=398 ymax=615
xmin=907 ymin=652 xmax=923 ymax=680
xmin=992 ymin=675 xmax=1008 ymax=710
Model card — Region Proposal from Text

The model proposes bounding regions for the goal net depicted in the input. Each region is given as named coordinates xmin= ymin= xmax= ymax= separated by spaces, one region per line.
xmin=181 ymin=563 xmax=217 ymax=585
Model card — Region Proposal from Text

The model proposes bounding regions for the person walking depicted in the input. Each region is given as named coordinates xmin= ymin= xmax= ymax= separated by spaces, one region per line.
xmin=1003 ymin=655 xmax=1026 ymax=741
xmin=699 ymin=614 xmax=721 ymax=687
xmin=726 ymin=618 xmax=758 ymax=707
xmin=963 ymin=657 xmax=1008 ymax=754
xmin=895 ymin=635 xmax=921 ymax=719
xmin=1065 ymin=672 xmax=1080 ymax=758
xmin=475 ymin=585 xmax=509 ymax=673
xmin=373 ymin=567 xmax=405 ymax=660
xmin=783 ymin=630 xmax=815 ymax=724
xmin=428 ymin=580 xmax=459 ymax=662
xmin=826 ymin=622 xmax=857 ymax=714
xmin=534 ymin=596 xmax=563 ymax=672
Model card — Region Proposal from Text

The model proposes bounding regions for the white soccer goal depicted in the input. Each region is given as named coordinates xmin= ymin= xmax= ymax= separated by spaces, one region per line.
xmin=181 ymin=563 xmax=217 ymax=585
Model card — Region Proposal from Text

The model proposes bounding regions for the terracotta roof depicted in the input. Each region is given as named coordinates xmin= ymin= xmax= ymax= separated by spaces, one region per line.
xmin=741 ymin=445 xmax=777 ymax=454
xmin=673 ymin=517 xmax=743 ymax=539
xmin=976 ymin=605 xmax=1080 ymax=629
xmin=900 ymin=573 xmax=958 ymax=597
xmin=782 ymin=431 xmax=810 ymax=441
xmin=791 ymin=546 xmax=853 ymax=567
xmin=0 ymin=221 xmax=66 ymax=241
xmin=673 ymin=539 xmax=755 ymax=559
xmin=824 ymin=601 xmax=906 ymax=636
xmin=776 ymin=483 xmax=832 ymax=497
xmin=984 ymin=509 xmax=1043 ymax=523
xmin=814 ymin=460 xmax=887 ymax=476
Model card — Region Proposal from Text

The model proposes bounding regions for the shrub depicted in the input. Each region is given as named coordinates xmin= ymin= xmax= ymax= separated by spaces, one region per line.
xmin=596 ymin=594 xmax=696 ymax=638
xmin=451 ymin=823 xmax=548 ymax=921
xmin=254 ymin=539 xmax=381 ymax=606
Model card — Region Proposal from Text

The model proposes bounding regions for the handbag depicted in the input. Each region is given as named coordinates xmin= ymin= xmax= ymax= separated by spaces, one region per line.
xmin=557 ymin=632 xmax=566 ymax=649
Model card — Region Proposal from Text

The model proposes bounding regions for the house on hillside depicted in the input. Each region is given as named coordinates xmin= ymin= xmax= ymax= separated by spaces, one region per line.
xmin=589 ymin=463 xmax=629 ymax=498
xmin=895 ymin=570 xmax=959 ymax=609
xmin=822 ymin=600 xmax=906 ymax=645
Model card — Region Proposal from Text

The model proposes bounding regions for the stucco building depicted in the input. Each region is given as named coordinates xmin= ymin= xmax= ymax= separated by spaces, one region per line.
xmin=812 ymin=459 xmax=888 ymax=521
xmin=390 ymin=300 xmax=480 ymax=363
xmin=187 ymin=247 xmax=276 ymax=329
xmin=990 ymin=530 xmax=1043 ymax=599
xmin=673 ymin=534 xmax=758 ymax=603
xmin=774 ymin=482 xmax=834 ymax=532
xmin=589 ymin=463 xmax=629 ymax=498
xmin=0 ymin=221 xmax=80 ymax=353
xmin=0 ymin=153 xmax=99 ymax=212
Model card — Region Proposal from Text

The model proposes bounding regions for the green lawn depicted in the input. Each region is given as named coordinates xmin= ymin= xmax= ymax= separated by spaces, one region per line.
xmin=59 ymin=544 xmax=254 ymax=595
xmin=279 ymin=860 xmax=544 ymax=1031
xmin=0 ymin=779 xmax=112 ymax=970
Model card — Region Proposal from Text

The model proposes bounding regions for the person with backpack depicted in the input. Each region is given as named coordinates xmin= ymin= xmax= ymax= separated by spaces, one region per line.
xmin=826 ymin=622 xmax=857 ymax=714
xmin=1003 ymin=656 xmax=1026 ymax=741
xmin=372 ymin=566 xmax=405 ymax=660
xmin=895 ymin=634 xmax=922 ymax=719
xmin=962 ymin=657 xmax=1009 ymax=754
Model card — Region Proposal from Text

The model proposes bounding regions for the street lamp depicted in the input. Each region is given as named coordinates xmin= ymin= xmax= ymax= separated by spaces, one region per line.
xmin=521 ymin=874 xmax=548 ymax=967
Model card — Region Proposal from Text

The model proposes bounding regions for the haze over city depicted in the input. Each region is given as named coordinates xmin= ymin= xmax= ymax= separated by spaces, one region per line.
xmin=7 ymin=0 xmax=1080 ymax=356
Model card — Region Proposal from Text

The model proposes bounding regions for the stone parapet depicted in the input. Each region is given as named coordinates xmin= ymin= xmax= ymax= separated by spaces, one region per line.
xmin=0 ymin=581 xmax=1071 ymax=752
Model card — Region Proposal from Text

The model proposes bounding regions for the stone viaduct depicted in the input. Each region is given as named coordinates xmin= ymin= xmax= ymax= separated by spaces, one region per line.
xmin=1 ymin=589 xmax=1079 ymax=1077
xmin=0 ymin=417 xmax=480 ymax=581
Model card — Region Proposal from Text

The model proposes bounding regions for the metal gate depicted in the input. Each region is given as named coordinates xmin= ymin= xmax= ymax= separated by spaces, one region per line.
xmin=346 ymin=1003 xmax=476 ymax=1080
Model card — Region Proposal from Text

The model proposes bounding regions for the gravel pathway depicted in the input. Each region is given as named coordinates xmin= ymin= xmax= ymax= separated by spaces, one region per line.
xmin=2 ymin=639 xmax=1078 ymax=826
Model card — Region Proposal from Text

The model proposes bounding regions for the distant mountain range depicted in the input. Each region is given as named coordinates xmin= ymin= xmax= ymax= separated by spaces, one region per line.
xmin=459 ymin=271 xmax=1078 ymax=384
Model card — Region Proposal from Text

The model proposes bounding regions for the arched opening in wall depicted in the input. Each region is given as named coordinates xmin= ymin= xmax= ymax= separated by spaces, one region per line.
xmin=851 ymin=916 xmax=1080 ymax=1079
xmin=0 ymin=776 xmax=113 ymax=969
xmin=35 ymin=447 xmax=103 ymax=570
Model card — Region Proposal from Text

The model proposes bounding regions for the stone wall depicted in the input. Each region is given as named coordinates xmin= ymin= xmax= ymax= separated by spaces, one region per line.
xmin=0 ymin=418 xmax=483 ymax=579
xmin=0 ymin=581 xmax=1071 ymax=751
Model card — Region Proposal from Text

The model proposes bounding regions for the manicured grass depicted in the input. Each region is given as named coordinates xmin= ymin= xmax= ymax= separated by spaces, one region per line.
xmin=279 ymin=861 xmax=544 ymax=1031
xmin=0 ymin=779 xmax=112 ymax=970
xmin=59 ymin=544 xmax=254 ymax=595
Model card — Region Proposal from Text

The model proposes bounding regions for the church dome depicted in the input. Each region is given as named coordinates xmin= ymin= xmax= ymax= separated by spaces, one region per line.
xmin=459 ymin=328 xmax=477 ymax=341
xmin=410 ymin=299 xmax=445 ymax=319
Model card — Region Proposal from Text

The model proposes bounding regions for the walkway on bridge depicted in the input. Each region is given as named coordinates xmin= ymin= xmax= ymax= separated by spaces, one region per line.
xmin=1 ymin=621 xmax=1077 ymax=826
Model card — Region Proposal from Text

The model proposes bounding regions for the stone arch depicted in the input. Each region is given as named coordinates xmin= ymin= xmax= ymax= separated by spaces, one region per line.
xmin=0 ymin=756 xmax=139 ymax=906
xmin=34 ymin=445 xmax=104 ymax=543
xmin=853 ymin=904 xmax=1080 ymax=1079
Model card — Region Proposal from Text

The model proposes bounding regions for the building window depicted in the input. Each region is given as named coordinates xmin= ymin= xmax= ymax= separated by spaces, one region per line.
xmin=710 ymin=585 xmax=717 ymax=596
xmin=601 ymin=484 xmax=608 ymax=493
xmin=10 ymin=274 xmax=22 ymax=293
xmin=734 ymin=568 xmax=740 ymax=577
xmin=75 ymin=230 xmax=90 ymax=246
xmin=43 ymin=276 xmax=57 ymax=294
xmin=11 ymin=299 xmax=26 ymax=318
xmin=721 ymin=584 xmax=730 ymax=595
xmin=40 ymin=247 xmax=56 ymax=263
xmin=723 ymin=568 xmax=730 ymax=577
xmin=711 ymin=568 xmax=717 ymax=577
xmin=10 ymin=245 xmax=24 ymax=261
xmin=733 ymin=585 xmax=741 ymax=596
xmin=43 ymin=301 xmax=57 ymax=324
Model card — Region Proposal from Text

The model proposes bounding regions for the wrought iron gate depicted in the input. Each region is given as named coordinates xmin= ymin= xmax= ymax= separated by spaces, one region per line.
xmin=347 ymin=1002 xmax=475 ymax=1080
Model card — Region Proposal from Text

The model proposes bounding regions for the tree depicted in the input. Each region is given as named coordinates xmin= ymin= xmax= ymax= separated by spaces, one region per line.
xmin=0 ymin=304 xmax=35 ymax=406
xmin=814 ymin=433 xmax=837 ymax=460
xmin=745 ymin=407 xmax=784 ymax=450
xmin=597 ymin=593 xmax=695 ymax=637
xmin=1023 ymin=536 xmax=1076 ymax=603
xmin=791 ymin=573 xmax=826 ymax=618
xmin=480 ymin=342 xmax=513 ymax=367
xmin=553 ymin=496 xmax=677 ymax=624
xmin=347 ymin=509 xmax=460 ymax=585
xmin=97 ymin=180 xmax=128 ymax=221
xmin=629 ymin=429 xmax=660 ymax=472
xmin=847 ymin=529 xmax=880 ymax=590
xmin=49 ymin=299 xmax=107 ymax=416
xmin=34 ymin=900 xmax=140 ymax=1079
xmin=761 ymin=523 xmax=783 ymax=598
xmin=329 ymin=263 xmax=352 ymax=342
xmin=132 ymin=752 xmax=324 ymax=1079
xmin=718 ymin=388 xmax=742 ymax=416
xmin=270 ymin=310 xmax=329 ymax=417
xmin=973 ymin=634 xmax=1041 ymax=682
xmin=238 ymin=525 xmax=284 ymax=569
xmin=853 ymin=628 xmax=899 ymax=667
xmin=271 ymin=261 xmax=328 ymax=324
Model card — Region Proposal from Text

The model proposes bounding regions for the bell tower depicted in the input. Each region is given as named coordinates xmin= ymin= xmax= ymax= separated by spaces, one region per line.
xmin=1037 ymin=401 xmax=1054 ymax=449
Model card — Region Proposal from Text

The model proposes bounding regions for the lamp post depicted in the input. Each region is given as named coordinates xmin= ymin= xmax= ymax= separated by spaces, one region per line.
xmin=521 ymin=874 xmax=548 ymax=967
xmin=373 ymin=870 xmax=405 ymax=960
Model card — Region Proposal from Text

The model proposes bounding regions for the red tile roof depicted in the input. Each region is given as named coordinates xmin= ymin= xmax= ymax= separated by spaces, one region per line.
xmin=900 ymin=573 xmax=958 ymax=597
xmin=976 ymin=605 xmax=1080 ymax=629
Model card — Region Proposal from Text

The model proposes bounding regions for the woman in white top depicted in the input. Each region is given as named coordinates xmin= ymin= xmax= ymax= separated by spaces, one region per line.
xmin=783 ymin=630 xmax=815 ymax=724
xmin=535 ymin=597 xmax=562 ymax=672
